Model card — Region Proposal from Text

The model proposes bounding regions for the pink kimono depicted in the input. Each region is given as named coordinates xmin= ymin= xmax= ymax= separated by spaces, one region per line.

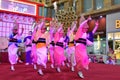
xmin=8 ymin=32 xmax=22 ymax=65
xmin=54 ymin=27 xmax=66 ymax=67
xmin=66 ymin=23 xmax=76 ymax=66
xmin=34 ymin=21 xmax=48 ymax=68
xmin=75 ymin=20 xmax=90 ymax=70
xmin=31 ymin=27 xmax=37 ymax=64
xmin=49 ymin=27 xmax=55 ymax=64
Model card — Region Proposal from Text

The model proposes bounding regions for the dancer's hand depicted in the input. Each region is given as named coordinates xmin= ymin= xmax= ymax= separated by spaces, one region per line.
xmin=87 ymin=16 xmax=92 ymax=21
xmin=74 ymin=21 xmax=77 ymax=24
xmin=95 ymin=20 xmax=99 ymax=26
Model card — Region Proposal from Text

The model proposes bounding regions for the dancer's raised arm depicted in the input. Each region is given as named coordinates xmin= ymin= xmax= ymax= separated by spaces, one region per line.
xmin=92 ymin=20 xmax=99 ymax=34
xmin=79 ymin=16 xmax=91 ymax=29
xmin=57 ymin=23 xmax=63 ymax=32
xmin=38 ymin=18 xmax=45 ymax=30
xmin=71 ymin=21 xmax=77 ymax=32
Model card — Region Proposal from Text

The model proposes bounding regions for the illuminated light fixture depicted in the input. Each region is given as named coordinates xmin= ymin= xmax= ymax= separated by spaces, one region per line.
xmin=96 ymin=34 xmax=101 ymax=50
xmin=100 ymin=16 xmax=103 ymax=18
xmin=48 ymin=52 xmax=50 ymax=61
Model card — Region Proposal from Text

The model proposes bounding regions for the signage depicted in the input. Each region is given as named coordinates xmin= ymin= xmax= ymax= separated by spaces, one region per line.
xmin=116 ymin=20 xmax=120 ymax=29
xmin=0 ymin=0 xmax=37 ymax=15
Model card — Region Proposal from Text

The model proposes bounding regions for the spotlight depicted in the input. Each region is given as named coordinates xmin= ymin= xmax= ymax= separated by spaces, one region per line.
xmin=100 ymin=16 xmax=103 ymax=18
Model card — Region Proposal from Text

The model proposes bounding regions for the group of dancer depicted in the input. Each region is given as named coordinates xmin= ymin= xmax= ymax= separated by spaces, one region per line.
xmin=7 ymin=15 xmax=99 ymax=79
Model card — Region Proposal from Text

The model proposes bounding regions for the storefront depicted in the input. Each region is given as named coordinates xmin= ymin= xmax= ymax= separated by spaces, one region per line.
xmin=106 ymin=12 xmax=120 ymax=64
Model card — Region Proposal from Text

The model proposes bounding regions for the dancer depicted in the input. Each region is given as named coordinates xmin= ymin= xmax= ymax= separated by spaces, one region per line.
xmin=8 ymin=22 xmax=24 ymax=71
xmin=74 ymin=15 xmax=99 ymax=78
xmin=34 ymin=19 xmax=49 ymax=75
xmin=54 ymin=23 xmax=66 ymax=72
xmin=24 ymin=31 xmax=32 ymax=65
xmin=49 ymin=18 xmax=56 ymax=68
xmin=66 ymin=21 xmax=77 ymax=71
xmin=31 ymin=21 xmax=38 ymax=70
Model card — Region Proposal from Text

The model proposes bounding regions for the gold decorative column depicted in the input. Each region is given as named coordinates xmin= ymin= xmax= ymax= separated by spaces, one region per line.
xmin=55 ymin=6 xmax=77 ymax=34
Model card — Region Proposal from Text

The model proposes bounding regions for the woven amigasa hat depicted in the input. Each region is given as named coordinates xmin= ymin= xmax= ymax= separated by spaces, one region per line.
xmin=13 ymin=20 xmax=19 ymax=30
xmin=79 ymin=14 xmax=89 ymax=28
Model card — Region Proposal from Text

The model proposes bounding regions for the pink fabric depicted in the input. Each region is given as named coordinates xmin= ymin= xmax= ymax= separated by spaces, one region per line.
xmin=75 ymin=44 xmax=89 ymax=70
xmin=36 ymin=47 xmax=47 ymax=67
xmin=74 ymin=20 xmax=90 ymax=70
xmin=54 ymin=46 xmax=66 ymax=66
xmin=66 ymin=46 xmax=76 ymax=66
xmin=31 ymin=43 xmax=37 ymax=63
xmin=54 ymin=31 xmax=65 ymax=66
xmin=8 ymin=44 xmax=18 ymax=64
xmin=49 ymin=46 xmax=54 ymax=64
xmin=54 ymin=32 xmax=59 ymax=43
xmin=49 ymin=27 xmax=55 ymax=64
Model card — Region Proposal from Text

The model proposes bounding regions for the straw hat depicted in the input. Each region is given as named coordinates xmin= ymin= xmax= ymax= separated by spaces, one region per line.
xmin=13 ymin=21 xmax=19 ymax=30
xmin=79 ymin=14 xmax=89 ymax=28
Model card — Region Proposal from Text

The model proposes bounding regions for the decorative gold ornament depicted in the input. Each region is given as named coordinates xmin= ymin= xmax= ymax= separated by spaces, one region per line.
xmin=55 ymin=7 xmax=78 ymax=33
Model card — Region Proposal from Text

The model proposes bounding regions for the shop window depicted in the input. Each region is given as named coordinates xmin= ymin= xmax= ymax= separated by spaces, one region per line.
xmin=44 ymin=7 xmax=48 ymax=17
xmin=108 ymin=33 xmax=113 ymax=40
xmin=94 ymin=0 xmax=103 ymax=10
xmin=58 ymin=3 xmax=64 ymax=10
xmin=115 ymin=40 xmax=120 ymax=49
xmin=52 ymin=9 xmax=55 ymax=17
xmin=108 ymin=40 xmax=113 ymax=49
xmin=113 ymin=0 xmax=120 ymax=5
xmin=114 ymin=32 xmax=120 ymax=39
xmin=83 ymin=0 xmax=92 ymax=12
xmin=45 ymin=0 xmax=50 ymax=4
xmin=39 ymin=7 xmax=43 ymax=16
xmin=73 ymin=0 xmax=77 ymax=11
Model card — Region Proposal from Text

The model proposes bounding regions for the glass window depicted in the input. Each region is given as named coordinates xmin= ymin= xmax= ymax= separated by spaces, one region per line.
xmin=114 ymin=32 xmax=120 ymax=39
xmin=95 ymin=0 xmax=103 ymax=10
xmin=108 ymin=33 xmax=113 ymax=40
xmin=44 ymin=7 xmax=48 ymax=17
xmin=113 ymin=0 xmax=120 ymax=5
xmin=115 ymin=40 xmax=120 ymax=49
xmin=39 ymin=7 xmax=43 ymax=16
xmin=45 ymin=0 xmax=50 ymax=4
xmin=83 ymin=0 xmax=92 ymax=12
xmin=59 ymin=3 xmax=64 ymax=10
xmin=73 ymin=0 xmax=77 ymax=11
xmin=52 ymin=9 xmax=55 ymax=17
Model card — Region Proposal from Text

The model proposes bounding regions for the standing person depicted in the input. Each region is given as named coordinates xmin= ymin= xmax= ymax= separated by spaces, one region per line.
xmin=31 ymin=21 xmax=38 ymax=70
xmin=106 ymin=48 xmax=116 ymax=65
xmin=64 ymin=31 xmax=70 ymax=67
xmin=54 ymin=23 xmax=66 ymax=72
xmin=34 ymin=19 xmax=49 ymax=75
xmin=74 ymin=15 xmax=99 ymax=78
xmin=66 ymin=21 xmax=77 ymax=71
xmin=24 ymin=31 xmax=32 ymax=65
xmin=8 ymin=22 xmax=24 ymax=71
xmin=49 ymin=18 xmax=56 ymax=68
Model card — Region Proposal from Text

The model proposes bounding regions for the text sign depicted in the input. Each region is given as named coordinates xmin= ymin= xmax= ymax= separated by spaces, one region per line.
xmin=0 ymin=0 xmax=36 ymax=15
